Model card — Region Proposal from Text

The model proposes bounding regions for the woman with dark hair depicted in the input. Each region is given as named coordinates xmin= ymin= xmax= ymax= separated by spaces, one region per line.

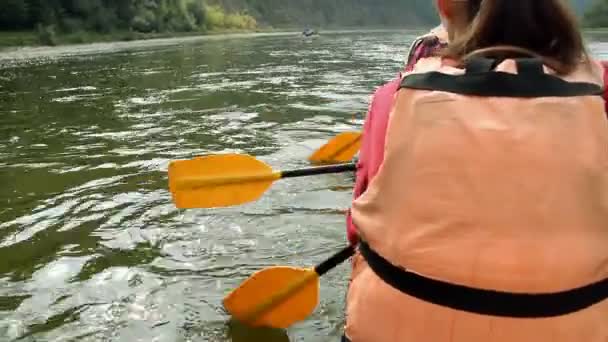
xmin=343 ymin=1 xmax=608 ymax=341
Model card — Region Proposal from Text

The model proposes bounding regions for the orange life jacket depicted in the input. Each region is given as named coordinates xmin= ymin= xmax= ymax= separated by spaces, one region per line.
xmin=345 ymin=56 xmax=608 ymax=342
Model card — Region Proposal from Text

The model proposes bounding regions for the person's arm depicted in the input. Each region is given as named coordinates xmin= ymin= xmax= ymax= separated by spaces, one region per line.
xmin=346 ymin=97 xmax=374 ymax=245
xmin=346 ymin=31 xmax=448 ymax=245
xmin=345 ymin=77 xmax=401 ymax=245
xmin=602 ymin=61 xmax=608 ymax=114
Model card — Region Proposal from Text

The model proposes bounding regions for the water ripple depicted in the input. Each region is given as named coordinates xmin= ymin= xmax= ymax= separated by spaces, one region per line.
xmin=0 ymin=30 xmax=433 ymax=341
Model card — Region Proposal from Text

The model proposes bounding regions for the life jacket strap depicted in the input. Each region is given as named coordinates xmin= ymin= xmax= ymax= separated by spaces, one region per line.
xmin=400 ymin=57 xmax=604 ymax=98
xmin=359 ymin=240 xmax=608 ymax=318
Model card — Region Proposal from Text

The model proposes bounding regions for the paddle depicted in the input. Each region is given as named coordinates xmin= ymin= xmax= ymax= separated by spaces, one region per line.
xmin=168 ymin=154 xmax=356 ymax=209
xmin=308 ymin=131 xmax=362 ymax=164
xmin=223 ymin=245 xmax=356 ymax=329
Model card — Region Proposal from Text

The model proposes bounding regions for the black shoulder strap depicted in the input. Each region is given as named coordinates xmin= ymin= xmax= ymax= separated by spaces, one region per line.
xmin=515 ymin=58 xmax=545 ymax=75
xmin=464 ymin=57 xmax=498 ymax=73
xmin=400 ymin=57 xmax=604 ymax=98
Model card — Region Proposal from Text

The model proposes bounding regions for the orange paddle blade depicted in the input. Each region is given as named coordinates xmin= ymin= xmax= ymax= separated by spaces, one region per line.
xmin=168 ymin=154 xmax=279 ymax=209
xmin=308 ymin=132 xmax=362 ymax=164
xmin=223 ymin=267 xmax=320 ymax=329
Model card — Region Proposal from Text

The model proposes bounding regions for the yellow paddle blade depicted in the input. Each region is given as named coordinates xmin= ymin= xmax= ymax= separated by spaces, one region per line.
xmin=308 ymin=131 xmax=362 ymax=164
xmin=223 ymin=266 xmax=320 ymax=329
xmin=168 ymin=154 xmax=280 ymax=209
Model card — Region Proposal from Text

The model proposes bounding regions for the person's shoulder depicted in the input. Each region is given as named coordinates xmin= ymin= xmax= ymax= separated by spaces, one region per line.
xmin=405 ymin=25 xmax=449 ymax=69
xmin=428 ymin=25 xmax=449 ymax=43
xmin=412 ymin=25 xmax=448 ymax=47
xmin=364 ymin=77 xmax=402 ymax=121
xmin=372 ymin=76 xmax=402 ymax=99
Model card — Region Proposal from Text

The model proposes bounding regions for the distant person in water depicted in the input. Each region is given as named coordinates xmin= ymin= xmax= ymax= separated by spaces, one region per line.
xmin=303 ymin=27 xmax=316 ymax=37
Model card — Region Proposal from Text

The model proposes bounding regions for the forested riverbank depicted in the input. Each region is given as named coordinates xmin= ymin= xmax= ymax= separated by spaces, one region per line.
xmin=0 ymin=0 xmax=439 ymax=48
xmin=0 ymin=1 xmax=601 ymax=52
xmin=584 ymin=0 xmax=608 ymax=27
xmin=0 ymin=0 xmax=259 ymax=47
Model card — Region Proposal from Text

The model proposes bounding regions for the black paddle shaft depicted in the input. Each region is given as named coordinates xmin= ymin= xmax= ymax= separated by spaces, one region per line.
xmin=281 ymin=163 xmax=356 ymax=178
xmin=314 ymin=245 xmax=356 ymax=276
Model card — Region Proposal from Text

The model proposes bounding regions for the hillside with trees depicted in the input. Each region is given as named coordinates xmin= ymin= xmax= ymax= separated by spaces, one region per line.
xmin=207 ymin=0 xmax=437 ymax=27
xmin=0 ymin=0 xmax=596 ymax=47
xmin=0 ymin=0 xmax=437 ymax=46
xmin=0 ymin=0 xmax=256 ymax=45
xmin=584 ymin=0 xmax=608 ymax=27
xmin=572 ymin=0 xmax=594 ymax=15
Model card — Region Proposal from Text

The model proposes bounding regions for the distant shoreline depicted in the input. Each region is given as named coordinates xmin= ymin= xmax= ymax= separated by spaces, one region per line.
xmin=0 ymin=29 xmax=428 ymax=63
xmin=0 ymin=28 xmax=270 ymax=50
xmin=0 ymin=26 xmax=431 ymax=52
xmin=585 ymin=28 xmax=608 ymax=33
xmin=3 ymin=24 xmax=606 ymax=52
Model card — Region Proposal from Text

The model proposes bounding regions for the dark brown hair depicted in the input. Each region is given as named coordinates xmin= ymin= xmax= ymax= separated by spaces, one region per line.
xmin=443 ymin=0 xmax=587 ymax=74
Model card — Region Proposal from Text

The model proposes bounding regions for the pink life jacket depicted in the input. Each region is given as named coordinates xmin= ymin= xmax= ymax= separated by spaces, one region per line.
xmin=347 ymin=38 xmax=608 ymax=246
xmin=345 ymin=56 xmax=608 ymax=342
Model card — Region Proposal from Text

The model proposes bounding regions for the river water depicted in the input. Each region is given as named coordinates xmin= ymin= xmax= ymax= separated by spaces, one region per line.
xmin=2 ymin=30 xmax=608 ymax=342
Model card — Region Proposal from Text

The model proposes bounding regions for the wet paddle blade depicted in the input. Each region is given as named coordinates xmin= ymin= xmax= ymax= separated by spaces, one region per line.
xmin=168 ymin=154 xmax=278 ymax=209
xmin=308 ymin=132 xmax=362 ymax=164
xmin=223 ymin=267 xmax=320 ymax=329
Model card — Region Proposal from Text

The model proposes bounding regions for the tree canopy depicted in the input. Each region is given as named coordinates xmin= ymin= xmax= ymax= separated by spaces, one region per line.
xmin=0 ymin=0 xmax=438 ymax=34
xmin=0 ymin=0 xmax=595 ymax=38
xmin=0 ymin=0 xmax=256 ymax=33
xmin=584 ymin=0 xmax=608 ymax=27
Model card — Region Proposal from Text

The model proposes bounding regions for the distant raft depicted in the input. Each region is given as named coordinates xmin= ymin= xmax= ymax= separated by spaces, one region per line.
xmin=302 ymin=28 xmax=317 ymax=37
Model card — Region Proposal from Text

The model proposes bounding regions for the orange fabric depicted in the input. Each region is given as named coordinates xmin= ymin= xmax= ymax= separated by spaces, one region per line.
xmin=345 ymin=57 xmax=608 ymax=341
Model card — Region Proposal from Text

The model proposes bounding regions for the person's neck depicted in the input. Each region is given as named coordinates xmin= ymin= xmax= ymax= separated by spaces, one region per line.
xmin=447 ymin=23 xmax=468 ymax=42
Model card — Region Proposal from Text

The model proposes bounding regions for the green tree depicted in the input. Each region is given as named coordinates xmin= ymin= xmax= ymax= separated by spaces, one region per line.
xmin=585 ymin=0 xmax=608 ymax=27
xmin=0 ymin=0 xmax=446 ymax=42
xmin=0 ymin=0 xmax=30 ymax=29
